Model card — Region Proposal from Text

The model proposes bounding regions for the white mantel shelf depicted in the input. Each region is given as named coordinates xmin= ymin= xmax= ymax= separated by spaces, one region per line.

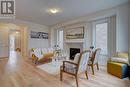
xmin=65 ymin=39 xmax=84 ymax=44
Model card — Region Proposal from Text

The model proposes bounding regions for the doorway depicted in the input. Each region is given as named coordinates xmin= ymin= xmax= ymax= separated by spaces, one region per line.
xmin=9 ymin=30 xmax=21 ymax=53
xmin=0 ymin=23 xmax=27 ymax=58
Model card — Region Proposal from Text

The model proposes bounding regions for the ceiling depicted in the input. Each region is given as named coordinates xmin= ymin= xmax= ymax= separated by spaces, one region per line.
xmin=16 ymin=0 xmax=128 ymax=26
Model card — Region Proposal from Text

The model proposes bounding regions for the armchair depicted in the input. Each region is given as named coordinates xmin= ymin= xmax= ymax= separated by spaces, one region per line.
xmin=60 ymin=50 xmax=90 ymax=87
xmin=88 ymin=48 xmax=101 ymax=75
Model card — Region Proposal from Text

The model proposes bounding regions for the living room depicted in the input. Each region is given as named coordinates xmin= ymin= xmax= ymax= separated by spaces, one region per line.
xmin=0 ymin=0 xmax=130 ymax=87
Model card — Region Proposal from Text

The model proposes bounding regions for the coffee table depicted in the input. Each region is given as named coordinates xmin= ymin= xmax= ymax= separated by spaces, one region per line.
xmin=51 ymin=56 xmax=67 ymax=67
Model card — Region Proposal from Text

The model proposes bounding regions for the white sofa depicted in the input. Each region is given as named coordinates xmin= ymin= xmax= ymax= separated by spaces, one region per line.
xmin=31 ymin=48 xmax=54 ymax=64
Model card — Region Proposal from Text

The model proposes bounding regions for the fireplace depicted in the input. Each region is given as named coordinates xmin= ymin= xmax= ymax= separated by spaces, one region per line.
xmin=70 ymin=48 xmax=80 ymax=60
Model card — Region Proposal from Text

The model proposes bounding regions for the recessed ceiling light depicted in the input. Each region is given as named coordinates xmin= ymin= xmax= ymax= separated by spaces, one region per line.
xmin=48 ymin=9 xmax=59 ymax=14
xmin=16 ymin=31 xmax=19 ymax=34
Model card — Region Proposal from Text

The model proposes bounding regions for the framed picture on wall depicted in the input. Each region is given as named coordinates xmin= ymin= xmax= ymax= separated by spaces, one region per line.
xmin=30 ymin=31 xmax=48 ymax=39
xmin=66 ymin=27 xmax=84 ymax=39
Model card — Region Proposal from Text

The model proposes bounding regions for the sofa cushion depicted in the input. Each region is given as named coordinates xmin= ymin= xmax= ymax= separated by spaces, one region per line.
xmin=111 ymin=57 xmax=128 ymax=64
xmin=44 ymin=52 xmax=54 ymax=59
xmin=47 ymin=48 xmax=54 ymax=53
xmin=41 ymin=48 xmax=48 ymax=54
xmin=117 ymin=52 xmax=128 ymax=58
xmin=73 ymin=53 xmax=80 ymax=63
xmin=38 ymin=52 xmax=53 ymax=63
xmin=33 ymin=48 xmax=43 ymax=59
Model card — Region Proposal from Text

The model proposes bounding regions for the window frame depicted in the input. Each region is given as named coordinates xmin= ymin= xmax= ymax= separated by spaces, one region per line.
xmin=56 ymin=29 xmax=64 ymax=49
xmin=92 ymin=18 xmax=109 ymax=56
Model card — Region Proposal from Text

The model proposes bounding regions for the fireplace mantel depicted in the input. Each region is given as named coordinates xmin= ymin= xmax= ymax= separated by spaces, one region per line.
xmin=65 ymin=39 xmax=84 ymax=44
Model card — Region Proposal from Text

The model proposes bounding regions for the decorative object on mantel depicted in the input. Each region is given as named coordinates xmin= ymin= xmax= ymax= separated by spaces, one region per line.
xmin=90 ymin=46 xmax=94 ymax=50
xmin=66 ymin=26 xmax=84 ymax=39
xmin=30 ymin=31 xmax=48 ymax=39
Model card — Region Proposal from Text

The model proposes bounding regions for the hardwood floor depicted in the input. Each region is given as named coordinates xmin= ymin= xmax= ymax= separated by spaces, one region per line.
xmin=0 ymin=52 xmax=130 ymax=87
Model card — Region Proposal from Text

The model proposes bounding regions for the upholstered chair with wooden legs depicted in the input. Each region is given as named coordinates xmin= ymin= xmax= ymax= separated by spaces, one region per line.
xmin=88 ymin=48 xmax=101 ymax=75
xmin=60 ymin=50 xmax=90 ymax=87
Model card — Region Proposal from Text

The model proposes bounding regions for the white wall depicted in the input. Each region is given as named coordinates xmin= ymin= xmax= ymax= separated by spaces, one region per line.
xmin=0 ymin=25 xmax=9 ymax=57
xmin=116 ymin=4 xmax=129 ymax=52
xmin=84 ymin=22 xmax=93 ymax=49
xmin=28 ymin=24 xmax=49 ymax=50
xmin=51 ymin=3 xmax=129 ymax=53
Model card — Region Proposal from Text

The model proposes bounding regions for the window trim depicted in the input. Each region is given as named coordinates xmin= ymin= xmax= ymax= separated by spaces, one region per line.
xmin=92 ymin=18 xmax=110 ymax=55
xmin=56 ymin=29 xmax=64 ymax=49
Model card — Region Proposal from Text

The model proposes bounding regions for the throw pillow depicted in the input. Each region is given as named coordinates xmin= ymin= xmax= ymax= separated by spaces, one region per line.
xmin=117 ymin=52 xmax=128 ymax=58
xmin=111 ymin=57 xmax=128 ymax=64
xmin=73 ymin=53 xmax=80 ymax=63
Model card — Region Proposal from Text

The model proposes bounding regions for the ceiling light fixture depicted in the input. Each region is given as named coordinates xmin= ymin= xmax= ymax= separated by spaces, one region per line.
xmin=49 ymin=9 xmax=59 ymax=14
xmin=15 ymin=31 xmax=19 ymax=34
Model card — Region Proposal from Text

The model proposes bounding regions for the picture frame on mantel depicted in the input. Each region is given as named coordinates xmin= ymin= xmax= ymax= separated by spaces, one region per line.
xmin=66 ymin=27 xmax=84 ymax=39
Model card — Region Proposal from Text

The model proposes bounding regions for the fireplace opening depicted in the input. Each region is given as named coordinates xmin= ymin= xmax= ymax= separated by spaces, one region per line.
xmin=70 ymin=48 xmax=80 ymax=60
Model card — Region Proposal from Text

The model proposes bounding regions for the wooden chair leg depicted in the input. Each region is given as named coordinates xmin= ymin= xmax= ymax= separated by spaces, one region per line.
xmin=96 ymin=63 xmax=99 ymax=70
xmin=75 ymin=75 xmax=79 ymax=87
xmin=91 ymin=65 xmax=94 ymax=75
xmin=85 ymin=71 xmax=88 ymax=79
xmin=60 ymin=70 xmax=63 ymax=81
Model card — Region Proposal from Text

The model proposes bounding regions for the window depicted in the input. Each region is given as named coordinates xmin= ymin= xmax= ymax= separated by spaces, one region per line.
xmin=57 ymin=30 xmax=63 ymax=49
xmin=94 ymin=22 xmax=108 ymax=55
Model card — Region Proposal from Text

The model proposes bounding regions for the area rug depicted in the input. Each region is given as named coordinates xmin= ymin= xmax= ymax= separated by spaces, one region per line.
xmin=37 ymin=61 xmax=63 ymax=75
